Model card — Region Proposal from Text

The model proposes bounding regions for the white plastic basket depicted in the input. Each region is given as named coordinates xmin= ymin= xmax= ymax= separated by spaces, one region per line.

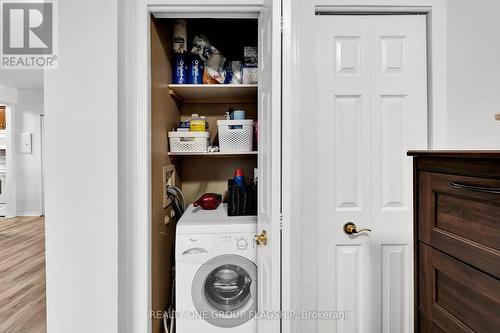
xmin=217 ymin=119 xmax=254 ymax=152
xmin=168 ymin=131 xmax=210 ymax=153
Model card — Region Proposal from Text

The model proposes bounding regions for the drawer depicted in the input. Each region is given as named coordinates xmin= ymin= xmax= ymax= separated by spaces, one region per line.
xmin=419 ymin=313 xmax=446 ymax=333
xmin=419 ymin=243 xmax=500 ymax=333
xmin=418 ymin=172 xmax=500 ymax=278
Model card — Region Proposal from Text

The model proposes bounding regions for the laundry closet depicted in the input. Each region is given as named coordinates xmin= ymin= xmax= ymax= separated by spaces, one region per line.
xmin=149 ymin=3 xmax=281 ymax=332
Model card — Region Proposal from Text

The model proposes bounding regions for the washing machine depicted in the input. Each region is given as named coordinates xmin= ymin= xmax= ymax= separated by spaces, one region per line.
xmin=175 ymin=204 xmax=257 ymax=333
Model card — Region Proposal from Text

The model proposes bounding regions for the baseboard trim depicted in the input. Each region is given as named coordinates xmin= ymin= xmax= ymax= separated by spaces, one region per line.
xmin=16 ymin=211 xmax=43 ymax=217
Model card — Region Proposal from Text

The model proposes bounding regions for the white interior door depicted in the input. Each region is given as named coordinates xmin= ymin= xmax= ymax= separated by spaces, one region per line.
xmin=257 ymin=0 xmax=282 ymax=332
xmin=315 ymin=15 xmax=427 ymax=333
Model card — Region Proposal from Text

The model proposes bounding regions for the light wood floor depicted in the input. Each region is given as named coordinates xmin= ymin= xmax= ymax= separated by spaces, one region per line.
xmin=0 ymin=216 xmax=46 ymax=333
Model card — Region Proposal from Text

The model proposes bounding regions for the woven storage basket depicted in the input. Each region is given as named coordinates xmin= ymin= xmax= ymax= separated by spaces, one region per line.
xmin=217 ymin=120 xmax=254 ymax=152
xmin=168 ymin=131 xmax=209 ymax=153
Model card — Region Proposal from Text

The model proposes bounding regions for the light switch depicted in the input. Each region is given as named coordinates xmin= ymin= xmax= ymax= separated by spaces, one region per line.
xmin=20 ymin=133 xmax=32 ymax=154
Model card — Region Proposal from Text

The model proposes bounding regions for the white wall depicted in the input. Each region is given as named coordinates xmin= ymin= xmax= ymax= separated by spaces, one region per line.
xmin=15 ymin=89 xmax=43 ymax=215
xmin=447 ymin=0 xmax=500 ymax=148
xmin=44 ymin=0 xmax=118 ymax=332
xmin=118 ymin=0 xmax=140 ymax=331
xmin=0 ymin=84 xmax=18 ymax=105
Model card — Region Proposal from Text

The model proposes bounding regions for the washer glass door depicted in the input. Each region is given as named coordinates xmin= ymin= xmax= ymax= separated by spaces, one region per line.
xmin=192 ymin=254 xmax=257 ymax=328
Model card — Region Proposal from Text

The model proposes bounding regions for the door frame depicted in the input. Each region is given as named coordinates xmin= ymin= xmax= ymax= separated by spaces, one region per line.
xmin=0 ymin=102 xmax=17 ymax=217
xmin=39 ymin=114 xmax=45 ymax=215
xmin=118 ymin=1 xmax=292 ymax=332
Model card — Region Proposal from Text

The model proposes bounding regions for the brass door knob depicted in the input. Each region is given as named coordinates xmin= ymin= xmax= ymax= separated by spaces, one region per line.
xmin=344 ymin=222 xmax=371 ymax=235
xmin=255 ymin=230 xmax=268 ymax=246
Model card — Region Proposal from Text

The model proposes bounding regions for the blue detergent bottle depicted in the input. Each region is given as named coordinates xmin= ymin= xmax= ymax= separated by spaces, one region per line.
xmin=233 ymin=168 xmax=246 ymax=191
xmin=173 ymin=52 xmax=187 ymax=84
xmin=187 ymin=53 xmax=204 ymax=84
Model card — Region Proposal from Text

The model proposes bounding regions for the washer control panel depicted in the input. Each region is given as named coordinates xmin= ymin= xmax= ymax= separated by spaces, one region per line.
xmin=212 ymin=234 xmax=256 ymax=251
xmin=236 ymin=237 xmax=249 ymax=250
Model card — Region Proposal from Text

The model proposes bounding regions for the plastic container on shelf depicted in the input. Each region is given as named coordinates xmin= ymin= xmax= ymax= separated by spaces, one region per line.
xmin=168 ymin=131 xmax=210 ymax=153
xmin=189 ymin=114 xmax=206 ymax=132
xmin=217 ymin=119 xmax=254 ymax=152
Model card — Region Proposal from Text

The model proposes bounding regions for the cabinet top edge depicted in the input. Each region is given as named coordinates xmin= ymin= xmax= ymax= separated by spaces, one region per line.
xmin=407 ymin=150 xmax=500 ymax=158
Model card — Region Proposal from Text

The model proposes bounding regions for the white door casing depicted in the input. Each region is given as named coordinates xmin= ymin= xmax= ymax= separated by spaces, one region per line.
xmin=257 ymin=0 xmax=282 ymax=331
xmin=315 ymin=15 xmax=427 ymax=333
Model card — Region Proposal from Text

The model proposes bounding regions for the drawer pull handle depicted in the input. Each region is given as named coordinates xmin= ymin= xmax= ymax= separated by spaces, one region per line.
xmin=450 ymin=182 xmax=500 ymax=195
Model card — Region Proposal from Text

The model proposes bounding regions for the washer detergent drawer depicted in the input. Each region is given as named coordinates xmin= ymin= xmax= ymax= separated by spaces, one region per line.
xmin=176 ymin=234 xmax=214 ymax=263
xmin=176 ymin=233 xmax=257 ymax=263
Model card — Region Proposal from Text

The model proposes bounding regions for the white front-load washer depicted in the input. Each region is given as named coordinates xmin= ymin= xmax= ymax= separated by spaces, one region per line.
xmin=176 ymin=204 xmax=257 ymax=333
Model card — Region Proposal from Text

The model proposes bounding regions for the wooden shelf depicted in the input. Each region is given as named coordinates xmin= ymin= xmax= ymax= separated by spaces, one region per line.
xmin=168 ymin=151 xmax=257 ymax=157
xmin=495 ymin=113 xmax=500 ymax=121
xmin=168 ymin=84 xmax=257 ymax=103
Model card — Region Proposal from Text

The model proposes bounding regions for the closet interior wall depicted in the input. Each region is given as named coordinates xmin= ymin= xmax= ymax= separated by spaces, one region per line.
xmin=151 ymin=16 xmax=179 ymax=333
xmin=150 ymin=15 xmax=258 ymax=333
xmin=179 ymin=102 xmax=257 ymax=204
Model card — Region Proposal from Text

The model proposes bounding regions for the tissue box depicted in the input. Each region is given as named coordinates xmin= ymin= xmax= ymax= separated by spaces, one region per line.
xmin=244 ymin=47 xmax=258 ymax=66
xmin=228 ymin=61 xmax=242 ymax=84
xmin=242 ymin=66 xmax=258 ymax=84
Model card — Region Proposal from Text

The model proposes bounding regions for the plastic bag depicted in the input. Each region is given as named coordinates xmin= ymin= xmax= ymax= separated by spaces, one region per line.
xmin=191 ymin=35 xmax=214 ymax=62
xmin=191 ymin=34 xmax=227 ymax=84
xmin=203 ymin=49 xmax=226 ymax=84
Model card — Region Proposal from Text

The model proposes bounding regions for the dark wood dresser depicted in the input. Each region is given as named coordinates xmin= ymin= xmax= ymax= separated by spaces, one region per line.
xmin=408 ymin=151 xmax=500 ymax=333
